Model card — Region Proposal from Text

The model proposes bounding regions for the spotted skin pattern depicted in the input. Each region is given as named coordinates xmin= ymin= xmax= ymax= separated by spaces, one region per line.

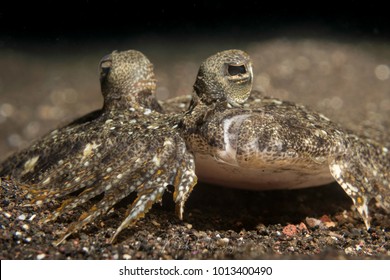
xmin=173 ymin=50 xmax=389 ymax=230
xmin=1 ymin=49 xmax=389 ymax=244
xmin=0 ymin=50 xmax=197 ymax=244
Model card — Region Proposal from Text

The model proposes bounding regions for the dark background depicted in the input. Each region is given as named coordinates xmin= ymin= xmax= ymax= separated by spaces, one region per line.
xmin=1 ymin=1 xmax=390 ymax=44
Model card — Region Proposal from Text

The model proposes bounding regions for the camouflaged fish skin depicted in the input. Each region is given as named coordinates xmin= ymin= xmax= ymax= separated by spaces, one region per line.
xmin=1 ymin=49 xmax=389 ymax=244
xmin=178 ymin=50 xmax=390 ymax=229
xmin=0 ymin=50 xmax=197 ymax=244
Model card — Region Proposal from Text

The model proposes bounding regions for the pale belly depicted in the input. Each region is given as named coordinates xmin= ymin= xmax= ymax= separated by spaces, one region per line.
xmin=194 ymin=154 xmax=335 ymax=190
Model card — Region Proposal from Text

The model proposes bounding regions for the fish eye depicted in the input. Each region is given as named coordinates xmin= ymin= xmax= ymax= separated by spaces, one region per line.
xmin=99 ymin=54 xmax=112 ymax=78
xmin=227 ymin=64 xmax=247 ymax=76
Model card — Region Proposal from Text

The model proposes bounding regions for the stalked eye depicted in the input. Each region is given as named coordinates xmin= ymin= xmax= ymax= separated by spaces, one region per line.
xmin=99 ymin=54 xmax=112 ymax=79
xmin=227 ymin=64 xmax=247 ymax=76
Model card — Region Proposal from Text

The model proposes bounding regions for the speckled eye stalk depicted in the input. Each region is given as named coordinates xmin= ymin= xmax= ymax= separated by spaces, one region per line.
xmin=193 ymin=49 xmax=253 ymax=107
xmin=99 ymin=54 xmax=112 ymax=80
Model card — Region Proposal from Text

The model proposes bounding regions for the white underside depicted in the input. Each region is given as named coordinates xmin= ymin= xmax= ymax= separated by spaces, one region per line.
xmin=194 ymin=154 xmax=334 ymax=190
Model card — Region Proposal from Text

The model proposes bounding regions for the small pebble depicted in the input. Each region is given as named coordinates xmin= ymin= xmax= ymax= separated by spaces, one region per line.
xmin=36 ymin=253 xmax=46 ymax=260
xmin=319 ymin=215 xmax=337 ymax=228
xmin=29 ymin=214 xmax=37 ymax=221
xmin=298 ymin=222 xmax=308 ymax=231
xmin=216 ymin=237 xmax=229 ymax=246
xmin=3 ymin=212 xmax=12 ymax=218
xmin=123 ymin=254 xmax=131 ymax=260
xmin=287 ymin=246 xmax=295 ymax=252
xmin=306 ymin=217 xmax=322 ymax=228
xmin=18 ymin=214 xmax=26 ymax=221
xmin=283 ymin=224 xmax=298 ymax=237
xmin=344 ymin=247 xmax=354 ymax=255
xmin=185 ymin=223 xmax=193 ymax=229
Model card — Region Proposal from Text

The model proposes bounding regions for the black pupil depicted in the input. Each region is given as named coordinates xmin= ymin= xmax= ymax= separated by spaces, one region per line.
xmin=228 ymin=64 xmax=246 ymax=76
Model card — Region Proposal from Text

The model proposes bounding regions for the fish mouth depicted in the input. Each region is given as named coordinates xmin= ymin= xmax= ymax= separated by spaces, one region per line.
xmin=226 ymin=88 xmax=252 ymax=107
xmin=228 ymin=75 xmax=251 ymax=83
